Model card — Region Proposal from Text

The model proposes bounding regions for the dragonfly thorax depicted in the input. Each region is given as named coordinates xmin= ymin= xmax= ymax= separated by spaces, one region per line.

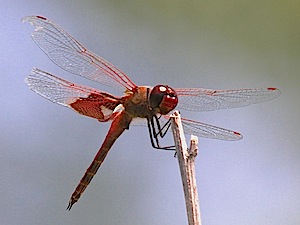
xmin=149 ymin=85 xmax=178 ymax=115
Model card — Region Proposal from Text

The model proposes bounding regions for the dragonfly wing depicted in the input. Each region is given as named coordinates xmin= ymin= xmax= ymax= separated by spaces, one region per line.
xmin=22 ymin=15 xmax=137 ymax=92
xmin=162 ymin=115 xmax=242 ymax=141
xmin=180 ymin=117 xmax=242 ymax=141
xmin=26 ymin=68 xmax=123 ymax=122
xmin=130 ymin=117 xmax=148 ymax=126
xmin=175 ymin=87 xmax=280 ymax=111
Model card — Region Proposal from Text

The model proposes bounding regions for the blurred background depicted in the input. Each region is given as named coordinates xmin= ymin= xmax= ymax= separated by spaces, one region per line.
xmin=1 ymin=1 xmax=299 ymax=224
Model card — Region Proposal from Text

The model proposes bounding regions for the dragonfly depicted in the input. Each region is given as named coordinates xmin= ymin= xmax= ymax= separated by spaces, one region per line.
xmin=23 ymin=15 xmax=280 ymax=210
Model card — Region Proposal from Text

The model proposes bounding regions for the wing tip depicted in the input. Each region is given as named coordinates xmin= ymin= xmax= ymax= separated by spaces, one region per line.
xmin=233 ymin=131 xmax=243 ymax=141
xmin=267 ymin=87 xmax=281 ymax=97
xmin=25 ymin=68 xmax=38 ymax=88
xmin=267 ymin=87 xmax=280 ymax=93
xmin=21 ymin=15 xmax=35 ymax=24
xmin=25 ymin=68 xmax=48 ymax=87
xmin=21 ymin=15 xmax=47 ymax=24
xmin=21 ymin=16 xmax=30 ymax=23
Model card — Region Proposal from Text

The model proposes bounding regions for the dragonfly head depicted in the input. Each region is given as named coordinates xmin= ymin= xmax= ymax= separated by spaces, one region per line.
xmin=149 ymin=85 xmax=178 ymax=115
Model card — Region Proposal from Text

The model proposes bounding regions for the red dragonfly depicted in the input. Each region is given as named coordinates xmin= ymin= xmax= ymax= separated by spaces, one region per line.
xmin=23 ymin=16 xmax=280 ymax=210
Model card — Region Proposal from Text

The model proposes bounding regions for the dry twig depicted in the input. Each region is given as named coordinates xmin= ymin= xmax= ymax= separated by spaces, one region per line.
xmin=170 ymin=111 xmax=202 ymax=225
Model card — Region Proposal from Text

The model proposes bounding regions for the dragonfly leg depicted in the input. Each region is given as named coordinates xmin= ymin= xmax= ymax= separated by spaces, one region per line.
xmin=153 ymin=115 xmax=171 ymax=138
xmin=147 ymin=116 xmax=175 ymax=150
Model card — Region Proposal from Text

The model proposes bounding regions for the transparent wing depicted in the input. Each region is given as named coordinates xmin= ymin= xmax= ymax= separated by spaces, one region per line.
xmin=130 ymin=118 xmax=148 ymax=126
xmin=175 ymin=87 xmax=281 ymax=111
xmin=22 ymin=15 xmax=137 ymax=92
xmin=162 ymin=115 xmax=242 ymax=141
xmin=26 ymin=68 xmax=123 ymax=121
xmin=126 ymin=115 xmax=242 ymax=141
xmin=180 ymin=117 xmax=242 ymax=141
xmin=130 ymin=115 xmax=242 ymax=141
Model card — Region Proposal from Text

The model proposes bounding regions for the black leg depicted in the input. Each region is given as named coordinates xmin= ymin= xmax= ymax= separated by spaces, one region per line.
xmin=147 ymin=116 xmax=175 ymax=150
xmin=153 ymin=115 xmax=171 ymax=138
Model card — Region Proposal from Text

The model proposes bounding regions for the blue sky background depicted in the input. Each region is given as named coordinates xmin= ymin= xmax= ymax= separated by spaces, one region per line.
xmin=1 ymin=1 xmax=299 ymax=224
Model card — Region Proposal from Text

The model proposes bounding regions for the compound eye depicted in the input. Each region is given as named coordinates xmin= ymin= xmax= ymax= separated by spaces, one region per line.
xmin=149 ymin=85 xmax=178 ymax=114
xmin=149 ymin=85 xmax=165 ymax=109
